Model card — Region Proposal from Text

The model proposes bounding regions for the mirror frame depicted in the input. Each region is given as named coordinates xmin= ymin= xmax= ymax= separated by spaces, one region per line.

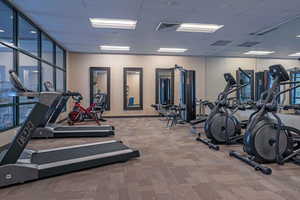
xmin=236 ymin=69 xmax=254 ymax=103
xmin=89 ymin=67 xmax=111 ymax=110
xmin=290 ymin=70 xmax=300 ymax=105
xmin=155 ymin=68 xmax=175 ymax=105
xmin=123 ymin=67 xmax=143 ymax=110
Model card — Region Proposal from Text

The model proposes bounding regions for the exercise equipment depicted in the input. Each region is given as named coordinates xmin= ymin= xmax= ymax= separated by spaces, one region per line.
xmin=0 ymin=71 xmax=140 ymax=188
xmin=230 ymin=64 xmax=300 ymax=175
xmin=31 ymin=81 xmax=114 ymax=139
xmin=68 ymin=92 xmax=107 ymax=125
xmin=196 ymin=68 xmax=251 ymax=150
xmin=175 ymin=64 xmax=196 ymax=122
xmin=190 ymin=99 xmax=214 ymax=134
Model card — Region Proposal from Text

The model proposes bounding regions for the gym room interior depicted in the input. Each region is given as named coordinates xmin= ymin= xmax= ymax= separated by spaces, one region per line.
xmin=1 ymin=0 xmax=300 ymax=199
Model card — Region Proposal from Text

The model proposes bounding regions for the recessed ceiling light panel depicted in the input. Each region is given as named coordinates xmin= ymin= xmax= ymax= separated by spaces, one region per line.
xmin=30 ymin=30 xmax=37 ymax=34
xmin=296 ymin=35 xmax=300 ymax=38
xmin=288 ymin=52 xmax=300 ymax=57
xmin=176 ymin=23 xmax=223 ymax=33
xmin=158 ymin=48 xmax=187 ymax=53
xmin=244 ymin=51 xmax=274 ymax=55
xmin=100 ymin=45 xmax=130 ymax=51
xmin=90 ymin=18 xmax=137 ymax=29
xmin=0 ymin=29 xmax=5 ymax=33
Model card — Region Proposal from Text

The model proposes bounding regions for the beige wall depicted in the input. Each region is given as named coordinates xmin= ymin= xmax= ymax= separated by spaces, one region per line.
xmin=205 ymin=57 xmax=256 ymax=100
xmin=68 ymin=53 xmax=300 ymax=116
xmin=205 ymin=57 xmax=300 ymax=102
xmin=68 ymin=53 xmax=206 ymax=116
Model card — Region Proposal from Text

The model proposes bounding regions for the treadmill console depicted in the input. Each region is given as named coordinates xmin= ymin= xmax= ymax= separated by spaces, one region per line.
xmin=44 ymin=81 xmax=55 ymax=92
xmin=269 ymin=64 xmax=289 ymax=82
xmin=9 ymin=70 xmax=30 ymax=92
xmin=224 ymin=73 xmax=237 ymax=86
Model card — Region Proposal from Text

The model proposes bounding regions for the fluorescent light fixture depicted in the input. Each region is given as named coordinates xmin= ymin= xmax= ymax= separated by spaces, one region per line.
xmin=176 ymin=23 xmax=224 ymax=33
xmin=244 ymin=51 xmax=274 ymax=55
xmin=158 ymin=48 xmax=187 ymax=53
xmin=100 ymin=45 xmax=130 ymax=51
xmin=288 ymin=52 xmax=300 ymax=57
xmin=296 ymin=35 xmax=300 ymax=38
xmin=90 ymin=18 xmax=137 ymax=29
xmin=30 ymin=30 xmax=37 ymax=34
xmin=0 ymin=29 xmax=4 ymax=33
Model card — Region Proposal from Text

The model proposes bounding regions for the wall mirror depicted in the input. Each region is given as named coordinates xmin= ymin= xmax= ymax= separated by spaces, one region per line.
xmin=236 ymin=70 xmax=254 ymax=103
xmin=124 ymin=68 xmax=143 ymax=110
xmin=90 ymin=67 xmax=110 ymax=110
xmin=155 ymin=68 xmax=174 ymax=105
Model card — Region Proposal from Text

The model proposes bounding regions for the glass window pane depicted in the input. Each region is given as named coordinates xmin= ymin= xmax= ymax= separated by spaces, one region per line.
xmin=56 ymin=46 xmax=64 ymax=68
xmin=0 ymin=46 xmax=13 ymax=104
xmin=0 ymin=106 xmax=14 ymax=130
xmin=19 ymin=103 xmax=35 ymax=124
xmin=42 ymin=34 xmax=53 ymax=63
xmin=18 ymin=15 xmax=38 ymax=55
xmin=18 ymin=53 xmax=39 ymax=103
xmin=56 ymin=69 xmax=64 ymax=91
xmin=0 ymin=1 xmax=13 ymax=44
xmin=42 ymin=63 xmax=53 ymax=91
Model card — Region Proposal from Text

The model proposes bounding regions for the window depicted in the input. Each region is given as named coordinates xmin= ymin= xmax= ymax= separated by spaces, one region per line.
xmin=56 ymin=69 xmax=64 ymax=91
xmin=0 ymin=46 xmax=13 ymax=105
xmin=0 ymin=0 xmax=66 ymax=132
xmin=19 ymin=104 xmax=35 ymax=124
xmin=18 ymin=53 xmax=39 ymax=103
xmin=42 ymin=33 xmax=53 ymax=63
xmin=18 ymin=15 xmax=38 ymax=55
xmin=56 ymin=45 xmax=64 ymax=68
xmin=0 ymin=106 xmax=14 ymax=130
xmin=0 ymin=1 xmax=13 ymax=44
xmin=290 ymin=71 xmax=300 ymax=104
xmin=42 ymin=63 xmax=54 ymax=91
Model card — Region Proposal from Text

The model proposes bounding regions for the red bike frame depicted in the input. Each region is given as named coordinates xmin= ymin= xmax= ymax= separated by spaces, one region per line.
xmin=69 ymin=101 xmax=101 ymax=125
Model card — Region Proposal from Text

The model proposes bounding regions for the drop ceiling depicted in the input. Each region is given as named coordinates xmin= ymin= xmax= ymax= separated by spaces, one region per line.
xmin=10 ymin=0 xmax=300 ymax=58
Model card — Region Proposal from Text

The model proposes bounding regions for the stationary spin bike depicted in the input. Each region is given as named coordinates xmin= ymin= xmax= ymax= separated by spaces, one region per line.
xmin=230 ymin=64 xmax=300 ymax=175
xmin=196 ymin=69 xmax=251 ymax=150
xmin=68 ymin=93 xmax=108 ymax=125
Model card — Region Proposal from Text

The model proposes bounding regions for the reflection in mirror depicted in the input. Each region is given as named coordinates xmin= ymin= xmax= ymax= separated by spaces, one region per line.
xmin=90 ymin=67 xmax=110 ymax=110
xmin=236 ymin=70 xmax=254 ymax=103
xmin=290 ymin=70 xmax=300 ymax=105
xmin=155 ymin=68 xmax=174 ymax=105
xmin=124 ymin=68 xmax=143 ymax=110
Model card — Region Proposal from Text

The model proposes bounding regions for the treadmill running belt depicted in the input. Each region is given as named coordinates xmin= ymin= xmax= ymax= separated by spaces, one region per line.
xmin=31 ymin=141 xmax=129 ymax=164
xmin=54 ymin=126 xmax=113 ymax=131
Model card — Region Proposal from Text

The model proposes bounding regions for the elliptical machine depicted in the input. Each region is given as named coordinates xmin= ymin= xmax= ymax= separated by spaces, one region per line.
xmin=196 ymin=68 xmax=251 ymax=150
xmin=230 ymin=64 xmax=300 ymax=175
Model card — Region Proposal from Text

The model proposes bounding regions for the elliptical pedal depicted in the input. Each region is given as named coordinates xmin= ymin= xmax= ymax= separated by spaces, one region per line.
xmin=196 ymin=134 xmax=220 ymax=151
xmin=229 ymin=151 xmax=272 ymax=175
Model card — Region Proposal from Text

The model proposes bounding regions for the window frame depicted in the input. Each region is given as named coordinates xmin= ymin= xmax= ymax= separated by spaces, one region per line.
xmin=0 ymin=0 xmax=67 ymax=132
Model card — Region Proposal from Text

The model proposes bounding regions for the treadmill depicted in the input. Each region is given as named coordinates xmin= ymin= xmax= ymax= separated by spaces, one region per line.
xmin=32 ymin=81 xmax=115 ymax=139
xmin=0 ymin=71 xmax=140 ymax=188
